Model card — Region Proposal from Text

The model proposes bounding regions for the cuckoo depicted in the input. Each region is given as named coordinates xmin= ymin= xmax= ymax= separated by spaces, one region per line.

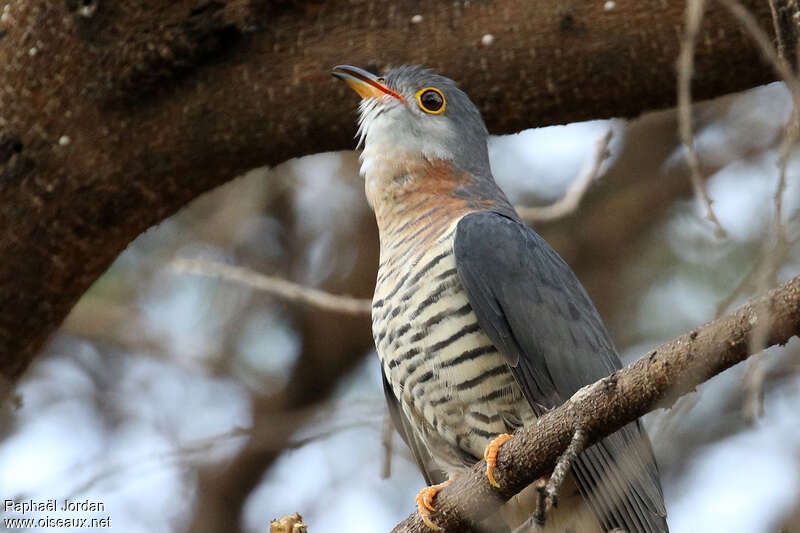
xmin=332 ymin=64 xmax=668 ymax=533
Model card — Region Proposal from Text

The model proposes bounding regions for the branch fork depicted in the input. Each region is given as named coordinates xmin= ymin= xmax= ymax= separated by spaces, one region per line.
xmin=508 ymin=427 xmax=588 ymax=533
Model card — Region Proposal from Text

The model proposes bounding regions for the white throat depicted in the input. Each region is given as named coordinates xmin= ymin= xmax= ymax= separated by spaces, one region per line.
xmin=357 ymin=97 xmax=458 ymax=206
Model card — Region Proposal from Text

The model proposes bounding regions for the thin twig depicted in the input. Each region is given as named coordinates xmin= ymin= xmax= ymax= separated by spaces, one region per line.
xmin=704 ymin=0 xmax=800 ymax=421
xmin=715 ymin=156 xmax=795 ymax=317
xmin=516 ymin=129 xmax=613 ymax=223
xmin=729 ymin=0 xmax=800 ymax=419
xmin=742 ymin=106 xmax=799 ymax=422
xmin=528 ymin=429 xmax=587 ymax=531
xmin=768 ymin=0 xmax=787 ymax=61
xmin=170 ymin=258 xmax=372 ymax=315
xmin=717 ymin=0 xmax=800 ymax=102
xmin=678 ymin=0 xmax=727 ymax=238
xmin=543 ymin=429 xmax=587 ymax=509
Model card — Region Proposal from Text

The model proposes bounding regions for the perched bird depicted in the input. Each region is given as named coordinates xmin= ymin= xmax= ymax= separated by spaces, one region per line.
xmin=332 ymin=64 xmax=668 ymax=533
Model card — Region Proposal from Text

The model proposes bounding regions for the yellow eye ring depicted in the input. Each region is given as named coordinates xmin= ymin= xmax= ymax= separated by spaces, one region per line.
xmin=415 ymin=87 xmax=446 ymax=114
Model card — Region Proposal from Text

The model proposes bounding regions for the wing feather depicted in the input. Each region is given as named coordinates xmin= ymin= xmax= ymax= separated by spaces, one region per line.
xmin=454 ymin=211 xmax=668 ymax=532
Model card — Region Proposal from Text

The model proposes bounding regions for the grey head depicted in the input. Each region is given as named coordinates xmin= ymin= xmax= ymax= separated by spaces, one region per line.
xmin=332 ymin=65 xmax=492 ymax=180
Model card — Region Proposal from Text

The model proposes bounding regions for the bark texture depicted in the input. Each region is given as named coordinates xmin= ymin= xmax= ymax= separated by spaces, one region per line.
xmin=392 ymin=274 xmax=800 ymax=533
xmin=0 ymin=0 xmax=790 ymax=383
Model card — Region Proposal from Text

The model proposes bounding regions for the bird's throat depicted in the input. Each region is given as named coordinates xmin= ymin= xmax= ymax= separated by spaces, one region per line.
xmin=364 ymin=157 xmax=493 ymax=254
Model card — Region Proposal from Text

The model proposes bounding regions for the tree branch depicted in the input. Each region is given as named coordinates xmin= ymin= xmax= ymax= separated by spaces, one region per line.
xmin=0 ymin=0 xmax=790 ymax=387
xmin=171 ymin=258 xmax=372 ymax=315
xmin=391 ymin=275 xmax=800 ymax=533
xmin=517 ymin=129 xmax=612 ymax=223
xmin=677 ymin=0 xmax=727 ymax=238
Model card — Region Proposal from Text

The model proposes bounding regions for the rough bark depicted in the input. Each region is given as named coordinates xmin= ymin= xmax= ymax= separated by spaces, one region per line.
xmin=392 ymin=274 xmax=800 ymax=533
xmin=0 ymin=0 xmax=790 ymax=384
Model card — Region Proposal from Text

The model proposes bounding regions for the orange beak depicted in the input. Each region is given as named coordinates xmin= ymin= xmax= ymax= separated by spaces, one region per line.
xmin=332 ymin=65 xmax=404 ymax=101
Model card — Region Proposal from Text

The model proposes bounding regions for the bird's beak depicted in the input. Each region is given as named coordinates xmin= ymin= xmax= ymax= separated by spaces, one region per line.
xmin=332 ymin=65 xmax=404 ymax=101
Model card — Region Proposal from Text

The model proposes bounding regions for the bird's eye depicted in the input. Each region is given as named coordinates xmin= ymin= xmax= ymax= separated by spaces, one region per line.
xmin=416 ymin=87 xmax=446 ymax=114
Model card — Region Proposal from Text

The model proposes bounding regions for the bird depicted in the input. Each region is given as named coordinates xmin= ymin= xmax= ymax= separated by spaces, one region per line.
xmin=332 ymin=64 xmax=668 ymax=533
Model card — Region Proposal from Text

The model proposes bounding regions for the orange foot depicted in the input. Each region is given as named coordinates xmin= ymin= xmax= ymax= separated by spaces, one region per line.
xmin=484 ymin=433 xmax=512 ymax=488
xmin=415 ymin=479 xmax=452 ymax=530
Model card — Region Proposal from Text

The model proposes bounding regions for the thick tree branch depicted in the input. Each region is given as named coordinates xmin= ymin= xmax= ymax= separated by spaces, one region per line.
xmin=0 ymin=0 xmax=790 ymax=387
xmin=392 ymin=275 xmax=800 ymax=533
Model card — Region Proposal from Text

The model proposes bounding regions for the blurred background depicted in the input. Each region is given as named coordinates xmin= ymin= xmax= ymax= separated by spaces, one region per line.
xmin=2 ymin=81 xmax=800 ymax=533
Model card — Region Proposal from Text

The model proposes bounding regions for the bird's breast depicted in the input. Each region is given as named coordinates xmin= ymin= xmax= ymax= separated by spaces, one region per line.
xmin=372 ymin=217 xmax=534 ymax=464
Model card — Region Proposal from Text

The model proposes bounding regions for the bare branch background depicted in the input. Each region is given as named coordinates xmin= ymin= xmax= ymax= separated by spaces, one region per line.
xmin=1 ymin=1 xmax=800 ymax=533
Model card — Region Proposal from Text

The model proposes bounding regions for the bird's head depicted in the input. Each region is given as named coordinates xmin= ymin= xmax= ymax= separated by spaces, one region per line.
xmin=332 ymin=65 xmax=492 ymax=181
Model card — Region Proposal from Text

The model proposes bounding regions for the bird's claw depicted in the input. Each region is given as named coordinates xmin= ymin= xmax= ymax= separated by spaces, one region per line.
xmin=415 ymin=479 xmax=452 ymax=530
xmin=484 ymin=433 xmax=512 ymax=488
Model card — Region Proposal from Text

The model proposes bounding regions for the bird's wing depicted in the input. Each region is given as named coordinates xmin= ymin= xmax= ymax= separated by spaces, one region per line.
xmin=454 ymin=211 xmax=668 ymax=533
xmin=382 ymin=367 xmax=447 ymax=486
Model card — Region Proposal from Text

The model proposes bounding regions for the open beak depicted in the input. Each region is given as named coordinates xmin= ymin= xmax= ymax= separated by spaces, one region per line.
xmin=332 ymin=65 xmax=404 ymax=101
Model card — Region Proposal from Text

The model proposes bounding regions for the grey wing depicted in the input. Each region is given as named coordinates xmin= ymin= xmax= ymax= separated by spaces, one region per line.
xmin=454 ymin=211 xmax=668 ymax=533
xmin=381 ymin=368 xmax=446 ymax=486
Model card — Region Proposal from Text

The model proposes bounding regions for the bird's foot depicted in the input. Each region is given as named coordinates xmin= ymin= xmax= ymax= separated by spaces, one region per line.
xmin=415 ymin=479 xmax=452 ymax=530
xmin=483 ymin=433 xmax=512 ymax=488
